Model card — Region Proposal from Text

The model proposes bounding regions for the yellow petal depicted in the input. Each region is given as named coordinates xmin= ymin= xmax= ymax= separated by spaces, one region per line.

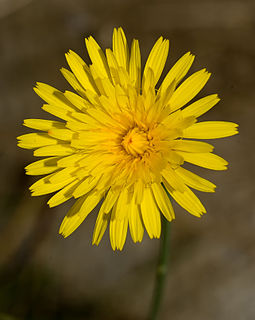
xmin=101 ymin=188 xmax=120 ymax=213
xmin=25 ymin=157 xmax=60 ymax=175
xmin=175 ymin=167 xmax=216 ymax=192
xmin=183 ymin=121 xmax=239 ymax=139
xmin=47 ymin=180 xmax=80 ymax=207
xmin=65 ymin=50 xmax=98 ymax=94
xmin=92 ymin=205 xmax=111 ymax=245
xmin=109 ymin=215 xmax=128 ymax=251
xmin=34 ymin=144 xmax=75 ymax=157
xmin=115 ymin=84 xmax=130 ymax=110
xmin=160 ymin=52 xmax=195 ymax=96
xmin=64 ymin=91 xmax=89 ymax=111
xmin=157 ymin=79 xmax=176 ymax=110
xmin=115 ymin=188 xmax=129 ymax=220
xmin=129 ymin=39 xmax=141 ymax=93
xmin=106 ymin=48 xmax=121 ymax=86
xmin=98 ymin=95 xmax=119 ymax=114
xmin=17 ymin=133 xmax=57 ymax=149
xmin=112 ymin=27 xmax=129 ymax=71
xmin=60 ymin=67 xmax=87 ymax=97
xmin=161 ymin=167 xmax=186 ymax=192
xmin=143 ymin=87 xmax=156 ymax=111
xmin=171 ymin=140 xmax=214 ymax=153
xmin=134 ymin=179 xmax=144 ymax=204
xmin=140 ymin=187 xmax=161 ymax=239
xmin=66 ymin=120 xmax=95 ymax=132
xmin=85 ymin=36 xmax=110 ymax=79
xmin=73 ymin=175 xmax=101 ymax=198
xmin=117 ymin=66 xmax=132 ymax=91
xmin=23 ymin=119 xmax=64 ymax=131
xmin=30 ymin=175 xmax=76 ymax=196
xmin=48 ymin=167 xmax=78 ymax=184
xmin=164 ymin=181 xmax=206 ymax=217
xmin=169 ymin=69 xmax=211 ymax=112
xmin=176 ymin=151 xmax=228 ymax=170
xmin=48 ymin=128 xmax=74 ymax=141
xmin=143 ymin=37 xmax=169 ymax=87
xmin=70 ymin=111 xmax=98 ymax=126
xmin=42 ymin=104 xmax=76 ymax=122
xmin=57 ymin=153 xmax=86 ymax=167
xmin=142 ymin=68 xmax=155 ymax=95
xmin=89 ymin=64 xmax=107 ymax=96
xmin=165 ymin=151 xmax=184 ymax=166
xmin=128 ymin=198 xmax=144 ymax=243
xmin=127 ymin=85 xmax=138 ymax=112
xmin=86 ymin=107 xmax=119 ymax=127
xmin=59 ymin=190 xmax=102 ymax=238
xmin=151 ymin=183 xmax=175 ymax=221
xmin=182 ymin=94 xmax=220 ymax=118
xmin=163 ymin=110 xmax=196 ymax=131
xmin=109 ymin=196 xmax=129 ymax=251
xmin=34 ymin=83 xmax=77 ymax=111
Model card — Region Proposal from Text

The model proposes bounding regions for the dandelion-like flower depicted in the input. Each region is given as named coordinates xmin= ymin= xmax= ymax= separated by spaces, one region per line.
xmin=18 ymin=28 xmax=238 ymax=250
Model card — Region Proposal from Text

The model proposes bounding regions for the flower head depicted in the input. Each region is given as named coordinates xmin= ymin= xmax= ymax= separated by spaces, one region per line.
xmin=18 ymin=28 xmax=238 ymax=250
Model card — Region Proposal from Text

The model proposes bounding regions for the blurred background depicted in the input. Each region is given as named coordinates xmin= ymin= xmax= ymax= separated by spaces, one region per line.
xmin=0 ymin=0 xmax=254 ymax=319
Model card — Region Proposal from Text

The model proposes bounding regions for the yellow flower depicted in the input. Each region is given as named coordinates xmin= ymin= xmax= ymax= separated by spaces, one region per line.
xmin=18 ymin=28 xmax=238 ymax=250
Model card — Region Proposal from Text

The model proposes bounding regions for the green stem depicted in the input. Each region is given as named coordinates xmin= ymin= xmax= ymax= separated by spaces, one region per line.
xmin=148 ymin=218 xmax=171 ymax=320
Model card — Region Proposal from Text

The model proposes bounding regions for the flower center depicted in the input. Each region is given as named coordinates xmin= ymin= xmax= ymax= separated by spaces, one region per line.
xmin=122 ymin=127 xmax=150 ymax=157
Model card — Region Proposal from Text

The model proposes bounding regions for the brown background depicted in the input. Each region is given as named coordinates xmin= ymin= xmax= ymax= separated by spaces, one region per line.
xmin=0 ymin=0 xmax=254 ymax=319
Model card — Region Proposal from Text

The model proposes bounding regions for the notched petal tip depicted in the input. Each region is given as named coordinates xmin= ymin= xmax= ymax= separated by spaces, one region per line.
xmin=59 ymin=230 xmax=68 ymax=238
xmin=23 ymin=119 xmax=29 ymax=127
xmin=47 ymin=200 xmax=55 ymax=208
xmin=233 ymin=123 xmax=239 ymax=133
xmin=34 ymin=82 xmax=45 ymax=91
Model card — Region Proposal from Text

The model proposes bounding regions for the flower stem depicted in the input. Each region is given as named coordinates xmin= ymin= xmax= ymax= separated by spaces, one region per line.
xmin=148 ymin=218 xmax=171 ymax=320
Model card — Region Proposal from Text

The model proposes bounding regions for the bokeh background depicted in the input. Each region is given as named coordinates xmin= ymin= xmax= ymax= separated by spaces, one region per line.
xmin=0 ymin=0 xmax=254 ymax=319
